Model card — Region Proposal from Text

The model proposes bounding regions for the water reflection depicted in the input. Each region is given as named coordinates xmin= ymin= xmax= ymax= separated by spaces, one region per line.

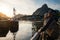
xmin=0 ymin=21 xmax=43 ymax=40
xmin=16 ymin=21 xmax=32 ymax=40
xmin=0 ymin=21 xmax=32 ymax=40
xmin=32 ymin=21 xmax=43 ymax=36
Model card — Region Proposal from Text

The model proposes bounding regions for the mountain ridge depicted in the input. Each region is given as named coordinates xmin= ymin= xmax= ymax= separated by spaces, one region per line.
xmin=33 ymin=4 xmax=59 ymax=16
xmin=0 ymin=12 xmax=10 ymax=20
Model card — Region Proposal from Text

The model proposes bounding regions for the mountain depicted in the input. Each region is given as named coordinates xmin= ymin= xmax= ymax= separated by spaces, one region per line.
xmin=13 ymin=4 xmax=60 ymax=21
xmin=0 ymin=12 xmax=10 ymax=20
xmin=33 ymin=4 xmax=58 ymax=16
xmin=32 ymin=4 xmax=60 ymax=21
xmin=33 ymin=4 xmax=48 ymax=16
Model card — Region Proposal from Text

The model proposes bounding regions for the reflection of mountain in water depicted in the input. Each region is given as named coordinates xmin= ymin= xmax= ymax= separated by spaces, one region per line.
xmin=0 ymin=12 xmax=19 ymax=37
xmin=0 ymin=20 xmax=18 ymax=37
xmin=32 ymin=21 xmax=43 ymax=36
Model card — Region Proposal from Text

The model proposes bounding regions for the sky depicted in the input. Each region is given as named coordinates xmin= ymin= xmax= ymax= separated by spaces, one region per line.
xmin=0 ymin=0 xmax=60 ymax=17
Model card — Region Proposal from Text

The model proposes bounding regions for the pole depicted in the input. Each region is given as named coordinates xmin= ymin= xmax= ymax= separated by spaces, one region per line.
xmin=13 ymin=33 xmax=16 ymax=40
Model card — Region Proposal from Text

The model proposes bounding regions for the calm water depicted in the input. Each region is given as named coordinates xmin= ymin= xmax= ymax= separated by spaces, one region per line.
xmin=0 ymin=21 xmax=32 ymax=40
xmin=0 ymin=21 xmax=59 ymax=40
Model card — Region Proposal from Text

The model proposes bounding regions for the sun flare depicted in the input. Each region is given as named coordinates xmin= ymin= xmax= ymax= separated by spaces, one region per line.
xmin=0 ymin=3 xmax=13 ymax=17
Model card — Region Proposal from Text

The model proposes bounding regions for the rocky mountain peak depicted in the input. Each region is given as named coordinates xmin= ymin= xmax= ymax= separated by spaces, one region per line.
xmin=41 ymin=4 xmax=48 ymax=9
xmin=33 ymin=4 xmax=49 ymax=16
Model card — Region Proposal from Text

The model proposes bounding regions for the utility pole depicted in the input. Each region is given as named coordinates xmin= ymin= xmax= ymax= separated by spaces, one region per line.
xmin=13 ymin=8 xmax=16 ymax=40
xmin=13 ymin=8 xmax=16 ymax=16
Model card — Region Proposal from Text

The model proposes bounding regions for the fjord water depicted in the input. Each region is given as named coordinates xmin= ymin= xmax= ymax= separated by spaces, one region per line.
xmin=0 ymin=21 xmax=32 ymax=40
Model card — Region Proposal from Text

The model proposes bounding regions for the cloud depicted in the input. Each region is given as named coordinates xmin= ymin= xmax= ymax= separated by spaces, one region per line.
xmin=45 ymin=1 xmax=60 ymax=10
xmin=33 ymin=0 xmax=60 ymax=10
xmin=0 ymin=0 xmax=38 ymax=17
xmin=2 ymin=0 xmax=38 ymax=14
xmin=46 ymin=0 xmax=60 ymax=5
xmin=0 ymin=0 xmax=60 ymax=17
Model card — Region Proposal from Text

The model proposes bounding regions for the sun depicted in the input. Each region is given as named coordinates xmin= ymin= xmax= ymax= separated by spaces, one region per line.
xmin=0 ymin=3 xmax=13 ymax=17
